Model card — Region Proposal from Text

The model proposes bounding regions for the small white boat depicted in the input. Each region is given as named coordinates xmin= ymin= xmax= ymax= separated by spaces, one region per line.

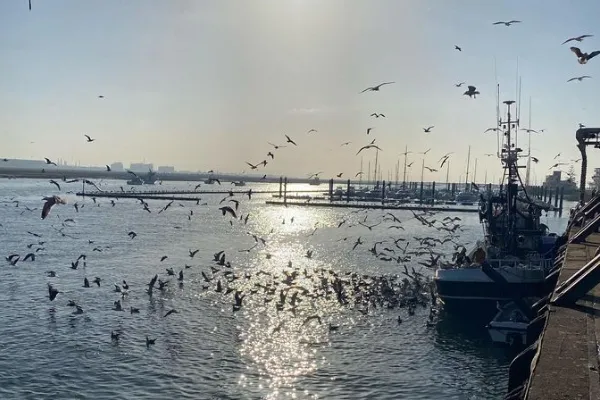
xmin=486 ymin=301 xmax=530 ymax=347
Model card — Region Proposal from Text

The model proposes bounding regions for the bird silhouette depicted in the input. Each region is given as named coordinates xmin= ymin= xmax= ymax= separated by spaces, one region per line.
xmin=570 ymin=47 xmax=600 ymax=64
xmin=360 ymin=82 xmax=395 ymax=93
xmin=562 ymin=35 xmax=593 ymax=45
xmin=493 ymin=20 xmax=521 ymax=26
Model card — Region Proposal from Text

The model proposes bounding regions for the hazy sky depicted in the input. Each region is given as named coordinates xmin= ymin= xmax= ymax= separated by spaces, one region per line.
xmin=2 ymin=0 xmax=600 ymax=183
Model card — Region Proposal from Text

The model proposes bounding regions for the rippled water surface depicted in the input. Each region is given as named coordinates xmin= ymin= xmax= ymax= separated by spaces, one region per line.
xmin=0 ymin=179 xmax=571 ymax=400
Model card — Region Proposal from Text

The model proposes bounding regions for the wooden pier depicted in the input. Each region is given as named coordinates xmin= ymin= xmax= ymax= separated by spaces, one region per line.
xmin=265 ymin=200 xmax=479 ymax=213
xmin=505 ymin=196 xmax=600 ymax=400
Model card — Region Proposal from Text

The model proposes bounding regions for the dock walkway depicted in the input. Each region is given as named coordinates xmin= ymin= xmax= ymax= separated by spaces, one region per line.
xmin=265 ymin=200 xmax=479 ymax=213
xmin=524 ymin=218 xmax=600 ymax=398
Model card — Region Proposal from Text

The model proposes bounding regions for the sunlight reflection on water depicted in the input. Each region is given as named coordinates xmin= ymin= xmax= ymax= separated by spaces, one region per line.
xmin=0 ymin=179 xmax=573 ymax=400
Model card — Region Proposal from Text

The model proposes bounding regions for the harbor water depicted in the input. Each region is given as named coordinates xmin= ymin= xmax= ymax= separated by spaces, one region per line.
xmin=0 ymin=180 xmax=571 ymax=400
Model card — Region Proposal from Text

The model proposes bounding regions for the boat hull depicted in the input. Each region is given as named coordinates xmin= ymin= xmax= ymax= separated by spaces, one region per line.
xmin=487 ymin=322 xmax=527 ymax=346
xmin=434 ymin=267 xmax=552 ymax=315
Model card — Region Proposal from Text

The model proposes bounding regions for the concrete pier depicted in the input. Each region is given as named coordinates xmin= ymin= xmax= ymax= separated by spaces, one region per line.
xmin=510 ymin=198 xmax=600 ymax=400
xmin=524 ymin=228 xmax=600 ymax=399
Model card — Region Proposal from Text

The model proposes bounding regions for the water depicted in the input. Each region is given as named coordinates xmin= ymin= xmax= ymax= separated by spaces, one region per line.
xmin=0 ymin=179 xmax=571 ymax=400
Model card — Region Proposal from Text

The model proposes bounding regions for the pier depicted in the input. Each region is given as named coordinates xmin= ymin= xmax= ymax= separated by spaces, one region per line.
xmin=505 ymin=194 xmax=600 ymax=400
xmin=265 ymin=200 xmax=479 ymax=213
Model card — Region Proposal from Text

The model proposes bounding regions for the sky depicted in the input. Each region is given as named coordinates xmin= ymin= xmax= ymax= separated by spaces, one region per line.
xmin=1 ymin=0 xmax=600 ymax=184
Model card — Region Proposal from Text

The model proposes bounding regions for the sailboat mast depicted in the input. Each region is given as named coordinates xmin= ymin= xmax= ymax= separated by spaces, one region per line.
xmin=402 ymin=145 xmax=408 ymax=189
xmin=367 ymin=162 xmax=371 ymax=187
xmin=446 ymin=159 xmax=450 ymax=189
xmin=359 ymin=156 xmax=363 ymax=187
xmin=473 ymin=158 xmax=478 ymax=184
xmin=421 ymin=159 xmax=425 ymax=183
xmin=465 ymin=146 xmax=471 ymax=190
xmin=374 ymin=149 xmax=379 ymax=184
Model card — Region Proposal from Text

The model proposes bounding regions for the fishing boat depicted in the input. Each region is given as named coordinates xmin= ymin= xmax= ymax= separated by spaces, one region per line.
xmin=434 ymin=100 xmax=561 ymax=315
xmin=486 ymin=301 xmax=530 ymax=347
xmin=204 ymin=177 xmax=217 ymax=184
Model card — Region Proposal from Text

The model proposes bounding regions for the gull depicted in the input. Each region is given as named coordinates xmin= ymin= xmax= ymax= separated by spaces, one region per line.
xmin=420 ymin=148 xmax=431 ymax=155
xmin=48 ymin=284 xmax=60 ymax=301
xmin=454 ymin=45 xmax=462 ymax=51
xmin=285 ymin=135 xmax=297 ymax=146
xmin=189 ymin=249 xmax=199 ymax=258
xmin=356 ymin=144 xmax=382 ymax=155
xmin=246 ymin=162 xmax=259 ymax=170
xmin=562 ymin=35 xmax=593 ymax=45
xmin=84 ymin=134 xmax=95 ymax=142
xmin=568 ymin=76 xmax=592 ymax=82
xmin=360 ymin=82 xmax=395 ymax=93
xmin=268 ymin=142 xmax=286 ymax=150
xmin=531 ymin=157 xmax=539 ymax=163
xmin=424 ymin=167 xmax=438 ymax=172
xmin=106 ymin=165 xmax=111 ymax=171
xmin=28 ymin=0 xmax=31 ymax=10
xmin=493 ymin=20 xmax=521 ymax=26
xmin=464 ymin=85 xmax=480 ymax=98
xmin=366 ymin=127 xmax=374 ymax=135
xmin=164 ymin=309 xmax=178 ymax=318
xmin=41 ymin=196 xmax=66 ymax=219
xmin=341 ymin=142 xmax=351 ymax=146
xmin=549 ymin=163 xmax=567 ymax=170
xmin=355 ymin=172 xmax=364 ymax=177
xmin=307 ymin=129 xmax=317 ymax=134
xmin=267 ymin=152 xmax=274 ymax=159
xmin=44 ymin=158 xmax=57 ymax=166
xmin=370 ymin=113 xmax=385 ymax=118
xmin=219 ymin=206 xmax=237 ymax=218
xmin=423 ymin=126 xmax=434 ymax=133
xmin=570 ymin=47 xmax=600 ymax=64
xmin=455 ymin=82 xmax=465 ymax=87
xmin=49 ymin=180 xmax=61 ymax=191
xmin=520 ymin=128 xmax=538 ymax=133
xmin=484 ymin=128 xmax=500 ymax=133
xmin=554 ymin=153 xmax=561 ymax=159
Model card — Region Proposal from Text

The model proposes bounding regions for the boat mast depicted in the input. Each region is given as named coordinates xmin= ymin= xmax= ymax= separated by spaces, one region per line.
xmin=499 ymin=100 xmax=520 ymax=254
xmin=367 ymin=162 xmax=371 ymax=187
xmin=525 ymin=96 xmax=532 ymax=187
xmin=359 ymin=156 xmax=363 ymax=187
xmin=402 ymin=145 xmax=409 ymax=189
xmin=374 ymin=149 xmax=379 ymax=185
xmin=465 ymin=145 xmax=471 ymax=190
xmin=445 ymin=159 xmax=450 ymax=189
xmin=473 ymin=158 xmax=478 ymax=185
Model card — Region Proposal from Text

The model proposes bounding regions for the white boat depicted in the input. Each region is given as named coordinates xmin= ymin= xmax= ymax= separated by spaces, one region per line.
xmin=233 ymin=181 xmax=246 ymax=187
xmin=486 ymin=301 xmax=530 ymax=347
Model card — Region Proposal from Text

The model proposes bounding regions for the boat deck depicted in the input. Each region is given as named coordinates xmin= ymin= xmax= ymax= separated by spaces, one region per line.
xmin=525 ymin=228 xmax=600 ymax=399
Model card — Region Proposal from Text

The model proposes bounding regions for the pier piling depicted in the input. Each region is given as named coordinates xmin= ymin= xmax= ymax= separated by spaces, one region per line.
xmin=346 ymin=179 xmax=351 ymax=203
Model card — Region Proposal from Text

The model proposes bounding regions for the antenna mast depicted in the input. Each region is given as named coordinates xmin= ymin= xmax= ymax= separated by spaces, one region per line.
xmin=499 ymin=100 xmax=522 ymax=254
xmin=525 ymin=97 xmax=532 ymax=187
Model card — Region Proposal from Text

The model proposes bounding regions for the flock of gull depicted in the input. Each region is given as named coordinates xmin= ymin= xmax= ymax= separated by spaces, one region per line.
xmin=3 ymin=8 xmax=591 ymax=380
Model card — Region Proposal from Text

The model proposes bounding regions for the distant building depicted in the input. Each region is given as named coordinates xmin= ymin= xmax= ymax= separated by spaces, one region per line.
xmin=157 ymin=166 xmax=175 ymax=173
xmin=0 ymin=158 xmax=48 ymax=168
xmin=110 ymin=162 xmax=124 ymax=172
xmin=130 ymin=162 xmax=153 ymax=172
xmin=544 ymin=170 xmax=577 ymax=191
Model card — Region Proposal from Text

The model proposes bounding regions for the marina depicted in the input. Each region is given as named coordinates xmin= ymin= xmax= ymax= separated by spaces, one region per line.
xmin=3 ymin=2 xmax=600 ymax=399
